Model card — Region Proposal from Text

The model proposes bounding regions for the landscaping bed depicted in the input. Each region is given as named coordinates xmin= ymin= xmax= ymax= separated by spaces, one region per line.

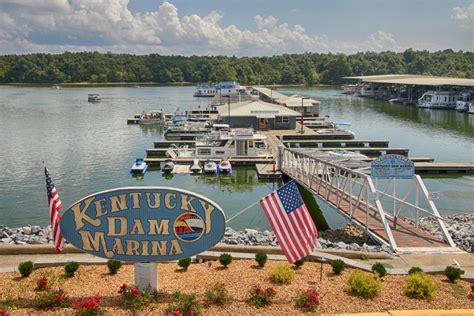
xmin=0 ymin=259 xmax=472 ymax=315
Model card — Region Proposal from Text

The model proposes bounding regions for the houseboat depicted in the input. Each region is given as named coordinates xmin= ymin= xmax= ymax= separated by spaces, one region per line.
xmin=166 ymin=129 xmax=271 ymax=159
xmin=468 ymin=103 xmax=474 ymax=114
xmin=359 ymin=84 xmax=389 ymax=98
xmin=417 ymin=91 xmax=458 ymax=109
xmin=455 ymin=92 xmax=472 ymax=112
xmin=194 ymin=81 xmax=246 ymax=97
xmin=138 ymin=111 xmax=165 ymax=124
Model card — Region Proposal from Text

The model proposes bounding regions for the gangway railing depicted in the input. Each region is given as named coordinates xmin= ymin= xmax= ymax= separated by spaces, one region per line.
xmin=278 ymin=147 xmax=455 ymax=252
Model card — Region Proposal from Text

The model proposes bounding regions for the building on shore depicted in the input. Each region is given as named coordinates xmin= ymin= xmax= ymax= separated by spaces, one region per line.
xmin=216 ymin=100 xmax=300 ymax=130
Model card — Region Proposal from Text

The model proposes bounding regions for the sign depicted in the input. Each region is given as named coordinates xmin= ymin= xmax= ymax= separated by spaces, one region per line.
xmin=60 ymin=187 xmax=226 ymax=262
xmin=370 ymin=154 xmax=415 ymax=179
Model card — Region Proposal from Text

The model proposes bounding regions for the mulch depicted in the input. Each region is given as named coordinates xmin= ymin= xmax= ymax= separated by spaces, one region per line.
xmin=0 ymin=260 xmax=473 ymax=315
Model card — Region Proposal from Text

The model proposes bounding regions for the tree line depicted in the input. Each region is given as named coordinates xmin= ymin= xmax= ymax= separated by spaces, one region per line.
xmin=0 ymin=49 xmax=472 ymax=85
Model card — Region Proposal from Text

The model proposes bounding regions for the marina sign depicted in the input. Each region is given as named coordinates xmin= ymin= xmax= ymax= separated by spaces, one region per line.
xmin=370 ymin=154 xmax=415 ymax=179
xmin=60 ymin=187 xmax=226 ymax=262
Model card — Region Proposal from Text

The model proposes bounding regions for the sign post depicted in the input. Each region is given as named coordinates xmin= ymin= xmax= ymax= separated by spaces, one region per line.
xmin=60 ymin=187 xmax=226 ymax=291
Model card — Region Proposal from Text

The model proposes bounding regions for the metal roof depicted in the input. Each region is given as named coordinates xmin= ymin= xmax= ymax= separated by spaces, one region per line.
xmin=278 ymin=94 xmax=320 ymax=107
xmin=252 ymin=86 xmax=289 ymax=100
xmin=217 ymin=100 xmax=300 ymax=117
xmin=344 ymin=74 xmax=474 ymax=87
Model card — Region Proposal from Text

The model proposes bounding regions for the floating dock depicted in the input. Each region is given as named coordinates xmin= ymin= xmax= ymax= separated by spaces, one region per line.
xmin=414 ymin=162 xmax=474 ymax=174
xmin=255 ymin=163 xmax=282 ymax=179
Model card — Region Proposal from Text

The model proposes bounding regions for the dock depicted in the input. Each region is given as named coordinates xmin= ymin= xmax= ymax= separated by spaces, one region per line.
xmin=414 ymin=162 xmax=474 ymax=174
xmin=144 ymin=157 xmax=273 ymax=166
xmin=282 ymin=139 xmax=390 ymax=148
xmin=255 ymin=163 xmax=282 ymax=179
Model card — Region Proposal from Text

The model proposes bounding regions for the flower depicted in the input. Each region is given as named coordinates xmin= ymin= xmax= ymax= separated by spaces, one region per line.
xmin=173 ymin=310 xmax=183 ymax=316
xmin=95 ymin=294 xmax=103 ymax=303
xmin=1 ymin=310 xmax=10 ymax=316
xmin=118 ymin=283 xmax=128 ymax=294
xmin=130 ymin=287 xmax=141 ymax=298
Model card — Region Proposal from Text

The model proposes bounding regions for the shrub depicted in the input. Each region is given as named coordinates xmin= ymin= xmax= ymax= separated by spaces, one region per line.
xmin=444 ymin=266 xmax=463 ymax=283
xmin=294 ymin=259 xmax=305 ymax=269
xmin=18 ymin=261 xmax=34 ymax=277
xmin=295 ymin=288 xmax=321 ymax=312
xmin=255 ymin=252 xmax=267 ymax=268
xmin=408 ymin=267 xmax=423 ymax=275
xmin=269 ymin=264 xmax=294 ymax=284
xmin=0 ymin=309 xmax=9 ymax=316
xmin=371 ymin=262 xmax=387 ymax=278
xmin=205 ymin=283 xmax=231 ymax=306
xmin=248 ymin=286 xmax=276 ymax=307
xmin=347 ymin=270 xmax=383 ymax=298
xmin=165 ymin=291 xmax=201 ymax=316
xmin=405 ymin=272 xmax=437 ymax=300
xmin=33 ymin=289 xmax=69 ymax=309
xmin=331 ymin=259 xmax=346 ymax=275
xmin=64 ymin=261 xmax=79 ymax=277
xmin=118 ymin=284 xmax=156 ymax=309
xmin=218 ymin=253 xmax=232 ymax=268
xmin=178 ymin=258 xmax=192 ymax=271
xmin=107 ymin=260 xmax=122 ymax=275
xmin=36 ymin=276 xmax=49 ymax=291
xmin=71 ymin=295 xmax=102 ymax=316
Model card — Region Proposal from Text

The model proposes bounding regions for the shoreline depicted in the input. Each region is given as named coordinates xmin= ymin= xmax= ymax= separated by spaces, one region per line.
xmin=0 ymin=82 xmax=336 ymax=88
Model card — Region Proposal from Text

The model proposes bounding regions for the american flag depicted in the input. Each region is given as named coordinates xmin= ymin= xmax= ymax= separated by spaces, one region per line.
xmin=44 ymin=166 xmax=64 ymax=253
xmin=260 ymin=180 xmax=318 ymax=263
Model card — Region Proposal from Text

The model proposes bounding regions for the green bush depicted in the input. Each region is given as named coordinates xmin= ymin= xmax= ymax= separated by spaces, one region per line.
xmin=405 ymin=272 xmax=437 ymax=300
xmin=205 ymin=283 xmax=231 ymax=306
xmin=64 ymin=261 xmax=79 ymax=277
xmin=178 ymin=258 xmax=192 ymax=271
xmin=18 ymin=261 xmax=34 ymax=277
xmin=331 ymin=259 xmax=346 ymax=275
xmin=107 ymin=260 xmax=122 ymax=275
xmin=408 ymin=267 xmax=423 ymax=275
xmin=347 ymin=270 xmax=383 ymax=298
xmin=294 ymin=259 xmax=305 ymax=269
xmin=444 ymin=266 xmax=463 ymax=283
xmin=219 ymin=253 xmax=232 ymax=268
xmin=371 ymin=262 xmax=387 ymax=278
xmin=269 ymin=264 xmax=295 ymax=284
xmin=255 ymin=252 xmax=268 ymax=268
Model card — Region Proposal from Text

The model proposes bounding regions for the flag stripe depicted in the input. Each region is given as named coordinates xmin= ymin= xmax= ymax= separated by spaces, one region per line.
xmin=45 ymin=166 xmax=64 ymax=253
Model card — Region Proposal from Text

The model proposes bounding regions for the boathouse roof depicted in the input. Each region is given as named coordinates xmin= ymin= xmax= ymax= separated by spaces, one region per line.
xmin=217 ymin=100 xmax=300 ymax=118
xmin=344 ymin=74 xmax=474 ymax=87
xmin=275 ymin=94 xmax=321 ymax=107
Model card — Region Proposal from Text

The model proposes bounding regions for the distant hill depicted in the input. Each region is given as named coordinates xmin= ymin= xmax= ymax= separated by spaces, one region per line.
xmin=0 ymin=49 xmax=472 ymax=84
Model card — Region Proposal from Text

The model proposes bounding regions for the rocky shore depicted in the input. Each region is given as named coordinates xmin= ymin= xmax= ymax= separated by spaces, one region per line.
xmin=407 ymin=213 xmax=473 ymax=253
xmin=2 ymin=214 xmax=472 ymax=253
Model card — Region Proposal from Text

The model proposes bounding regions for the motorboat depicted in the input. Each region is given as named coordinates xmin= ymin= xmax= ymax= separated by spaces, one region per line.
xmin=130 ymin=158 xmax=148 ymax=174
xmin=417 ymin=90 xmax=458 ymax=109
xmin=190 ymin=159 xmax=202 ymax=174
xmin=51 ymin=84 xmax=60 ymax=89
xmin=165 ymin=121 xmax=210 ymax=140
xmin=166 ymin=128 xmax=272 ymax=159
xmin=161 ymin=160 xmax=175 ymax=173
xmin=218 ymin=160 xmax=232 ymax=174
xmin=468 ymin=103 xmax=474 ymax=114
xmin=138 ymin=110 xmax=165 ymax=125
xmin=455 ymin=92 xmax=472 ymax=112
xmin=88 ymin=94 xmax=101 ymax=102
xmin=203 ymin=160 xmax=218 ymax=174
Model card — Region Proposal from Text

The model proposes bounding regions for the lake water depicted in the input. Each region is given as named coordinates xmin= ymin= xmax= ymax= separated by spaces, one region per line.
xmin=0 ymin=85 xmax=472 ymax=230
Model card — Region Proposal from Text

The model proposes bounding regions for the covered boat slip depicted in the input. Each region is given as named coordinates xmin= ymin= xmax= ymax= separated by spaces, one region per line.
xmin=344 ymin=74 xmax=474 ymax=87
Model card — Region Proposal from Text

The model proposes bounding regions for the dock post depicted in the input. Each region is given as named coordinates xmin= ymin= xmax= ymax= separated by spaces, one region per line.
xmin=277 ymin=145 xmax=283 ymax=171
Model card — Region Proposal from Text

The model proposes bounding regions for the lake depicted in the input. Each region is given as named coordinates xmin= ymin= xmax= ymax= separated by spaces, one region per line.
xmin=0 ymin=85 xmax=472 ymax=230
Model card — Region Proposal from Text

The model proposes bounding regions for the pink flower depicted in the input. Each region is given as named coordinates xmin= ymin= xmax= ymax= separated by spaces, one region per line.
xmin=1 ymin=310 xmax=10 ymax=316
xmin=131 ymin=287 xmax=141 ymax=298
xmin=173 ymin=310 xmax=183 ymax=316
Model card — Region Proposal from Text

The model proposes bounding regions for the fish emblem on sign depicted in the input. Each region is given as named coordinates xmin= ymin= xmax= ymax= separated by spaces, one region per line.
xmin=60 ymin=187 xmax=226 ymax=262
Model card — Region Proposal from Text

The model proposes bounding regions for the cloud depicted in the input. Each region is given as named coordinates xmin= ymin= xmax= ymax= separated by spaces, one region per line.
xmin=0 ymin=0 xmax=401 ymax=55
xmin=452 ymin=4 xmax=474 ymax=27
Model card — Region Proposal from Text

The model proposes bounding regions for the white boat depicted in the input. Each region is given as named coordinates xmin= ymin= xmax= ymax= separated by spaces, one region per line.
xmin=327 ymin=150 xmax=368 ymax=159
xmin=418 ymin=90 xmax=458 ymax=109
xmin=468 ymin=103 xmax=474 ymax=114
xmin=359 ymin=84 xmax=389 ymax=98
xmin=88 ymin=94 xmax=101 ymax=102
xmin=51 ymin=84 xmax=60 ymax=89
xmin=183 ymin=218 xmax=204 ymax=231
xmin=218 ymin=160 xmax=232 ymax=174
xmin=203 ymin=160 xmax=218 ymax=174
xmin=167 ymin=128 xmax=271 ymax=159
xmin=194 ymin=81 xmax=246 ymax=97
xmin=341 ymin=84 xmax=360 ymax=95
xmin=455 ymin=92 xmax=472 ymax=112
xmin=161 ymin=160 xmax=175 ymax=173
xmin=138 ymin=110 xmax=165 ymax=125
xmin=190 ymin=159 xmax=202 ymax=174
xmin=130 ymin=158 xmax=148 ymax=174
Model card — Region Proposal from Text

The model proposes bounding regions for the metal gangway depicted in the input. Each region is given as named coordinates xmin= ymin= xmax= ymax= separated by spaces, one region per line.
xmin=279 ymin=147 xmax=457 ymax=253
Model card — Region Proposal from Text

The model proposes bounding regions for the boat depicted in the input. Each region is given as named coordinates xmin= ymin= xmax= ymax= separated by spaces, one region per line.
xmin=203 ymin=160 xmax=218 ymax=174
xmin=388 ymin=98 xmax=408 ymax=104
xmin=218 ymin=160 xmax=232 ymax=174
xmin=138 ymin=110 xmax=165 ymax=125
xmin=166 ymin=128 xmax=272 ymax=159
xmin=88 ymin=94 xmax=101 ymax=102
xmin=341 ymin=84 xmax=360 ymax=95
xmin=417 ymin=90 xmax=458 ymax=109
xmin=130 ymin=158 xmax=148 ymax=174
xmin=51 ymin=84 xmax=60 ymax=89
xmin=190 ymin=159 xmax=202 ymax=174
xmin=359 ymin=84 xmax=389 ymax=98
xmin=327 ymin=150 xmax=368 ymax=159
xmin=455 ymin=92 xmax=472 ymax=112
xmin=183 ymin=217 xmax=204 ymax=231
xmin=194 ymin=81 xmax=246 ymax=97
xmin=165 ymin=121 xmax=210 ymax=140
xmin=161 ymin=160 xmax=175 ymax=173
xmin=468 ymin=103 xmax=474 ymax=114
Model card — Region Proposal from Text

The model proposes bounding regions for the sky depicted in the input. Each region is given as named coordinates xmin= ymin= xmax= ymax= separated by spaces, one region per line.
xmin=0 ymin=0 xmax=472 ymax=56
